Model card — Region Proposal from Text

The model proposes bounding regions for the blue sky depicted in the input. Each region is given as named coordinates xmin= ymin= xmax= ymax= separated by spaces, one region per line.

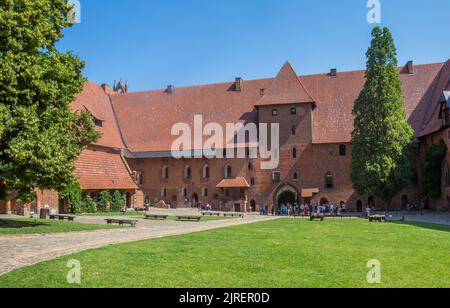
xmin=59 ymin=0 xmax=450 ymax=92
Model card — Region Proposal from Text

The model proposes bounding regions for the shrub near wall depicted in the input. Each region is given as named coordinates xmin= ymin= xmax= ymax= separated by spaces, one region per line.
xmin=83 ymin=196 xmax=97 ymax=214
xmin=98 ymin=190 xmax=112 ymax=212
xmin=111 ymin=191 xmax=125 ymax=212
xmin=59 ymin=181 xmax=82 ymax=214
xmin=424 ymin=141 xmax=447 ymax=200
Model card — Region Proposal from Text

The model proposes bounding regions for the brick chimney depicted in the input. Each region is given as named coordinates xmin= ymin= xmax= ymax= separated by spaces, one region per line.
xmin=165 ymin=85 xmax=174 ymax=94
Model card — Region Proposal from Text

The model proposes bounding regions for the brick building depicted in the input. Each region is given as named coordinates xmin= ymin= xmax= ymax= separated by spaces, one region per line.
xmin=1 ymin=59 xmax=449 ymax=214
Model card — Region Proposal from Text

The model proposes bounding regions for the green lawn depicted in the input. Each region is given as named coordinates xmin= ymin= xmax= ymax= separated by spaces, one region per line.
xmin=1 ymin=219 xmax=450 ymax=288
xmin=0 ymin=219 xmax=121 ymax=235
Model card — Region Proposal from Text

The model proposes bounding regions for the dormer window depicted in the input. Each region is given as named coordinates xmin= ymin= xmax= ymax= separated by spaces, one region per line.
xmin=93 ymin=118 xmax=103 ymax=127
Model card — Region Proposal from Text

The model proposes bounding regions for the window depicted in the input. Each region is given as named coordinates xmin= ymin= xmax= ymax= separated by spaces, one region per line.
xmin=184 ymin=166 xmax=191 ymax=179
xmin=292 ymin=147 xmax=297 ymax=159
xmin=290 ymin=107 xmax=297 ymax=115
xmin=272 ymin=109 xmax=278 ymax=116
xmin=137 ymin=171 xmax=144 ymax=185
xmin=292 ymin=126 xmax=296 ymax=135
xmin=162 ymin=165 xmax=169 ymax=180
xmin=202 ymin=187 xmax=208 ymax=197
xmin=248 ymin=162 xmax=253 ymax=171
xmin=225 ymin=165 xmax=232 ymax=179
xmin=182 ymin=188 xmax=188 ymax=198
xmin=161 ymin=188 xmax=167 ymax=198
xmin=325 ymin=172 xmax=334 ymax=189
xmin=272 ymin=171 xmax=281 ymax=182
xmin=293 ymin=172 xmax=299 ymax=181
xmin=93 ymin=118 xmax=103 ymax=127
xmin=203 ymin=165 xmax=210 ymax=179
xmin=225 ymin=189 xmax=230 ymax=197
xmin=339 ymin=144 xmax=347 ymax=156
xmin=251 ymin=178 xmax=256 ymax=186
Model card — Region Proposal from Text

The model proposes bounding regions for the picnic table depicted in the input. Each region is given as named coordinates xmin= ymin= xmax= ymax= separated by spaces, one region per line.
xmin=145 ymin=214 xmax=169 ymax=220
xmin=49 ymin=214 xmax=76 ymax=222
xmin=310 ymin=215 xmax=325 ymax=222
xmin=223 ymin=213 xmax=244 ymax=218
xmin=202 ymin=212 xmax=221 ymax=217
xmin=176 ymin=216 xmax=202 ymax=222
xmin=368 ymin=215 xmax=386 ymax=223
xmin=105 ymin=219 xmax=138 ymax=226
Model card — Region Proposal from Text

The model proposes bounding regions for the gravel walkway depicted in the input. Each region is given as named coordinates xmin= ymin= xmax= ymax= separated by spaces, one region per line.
xmin=0 ymin=214 xmax=277 ymax=276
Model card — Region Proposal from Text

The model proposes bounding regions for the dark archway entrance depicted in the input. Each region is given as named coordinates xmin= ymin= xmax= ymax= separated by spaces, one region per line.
xmin=277 ymin=191 xmax=296 ymax=207
xmin=250 ymin=200 xmax=256 ymax=212
xmin=401 ymin=195 xmax=408 ymax=211
xmin=126 ymin=192 xmax=132 ymax=208
xmin=356 ymin=200 xmax=363 ymax=212
xmin=192 ymin=193 xmax=199 ymax=206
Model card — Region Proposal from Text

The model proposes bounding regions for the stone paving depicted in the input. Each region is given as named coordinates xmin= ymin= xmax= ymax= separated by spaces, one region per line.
xmin=0 ymin=213 xmax=277 ymax=276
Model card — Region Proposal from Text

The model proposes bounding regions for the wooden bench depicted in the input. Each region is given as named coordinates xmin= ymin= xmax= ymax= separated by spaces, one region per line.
xmin=202 ymin=212 xmax=221 ymax=217
xmin=176 ymin=216 xmax=202 ymax=222
xmin=145 ymin=214 xmax=168 ymax=220
xmin=49 ymin=214 xmax=76 ymax=222
xmin=369 ymin=215 xmax=386 ymax=223
xmin=310 ymin=215 xmax=325 ymax=222
xmin=223 ymin=213 xmax=244 ymax=218
xmin=105 ymin=219 xmax=138 ymax=226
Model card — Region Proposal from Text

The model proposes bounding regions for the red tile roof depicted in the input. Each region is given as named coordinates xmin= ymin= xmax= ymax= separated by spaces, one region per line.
xmin=72 ymin=82 xmax=125 ymax=149
xmin=109 ymin=62 xmax=445 ymax=151
xmin=256 ymin=62 xmax=315 ymax=106
xmin=74 ymin=149 xmax=138 ymax=190
xmin=216 ymin=178 xmax=250 ymax=188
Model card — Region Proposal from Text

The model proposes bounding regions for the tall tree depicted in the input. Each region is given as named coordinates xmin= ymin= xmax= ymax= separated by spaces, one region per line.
xmin=0 ymin=0 xmax=100 ymax=201
xmin=350 ymin=27 xmax=415 ymax=205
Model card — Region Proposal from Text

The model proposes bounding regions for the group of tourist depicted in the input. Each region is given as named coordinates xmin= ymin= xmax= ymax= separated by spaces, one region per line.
xmin=260 ymin=202 xmax=349 ymax=217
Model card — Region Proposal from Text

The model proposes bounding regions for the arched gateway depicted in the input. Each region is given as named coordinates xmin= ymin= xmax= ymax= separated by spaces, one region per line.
xmin=275 ymin=185 xmax=298 ymax=208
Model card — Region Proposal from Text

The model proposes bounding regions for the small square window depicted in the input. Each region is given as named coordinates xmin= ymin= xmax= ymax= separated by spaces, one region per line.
xmin=272 ymin=109 xmax=278 ymax=116
xmin=290 ymin=107 xmax=297 ymax=115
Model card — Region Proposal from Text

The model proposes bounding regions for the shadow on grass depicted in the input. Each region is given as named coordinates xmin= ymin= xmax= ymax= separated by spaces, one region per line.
xmin=0 ymin=219 xmax=49 ymax=229
xmin=389 ymin=220 xmax=450 ymax=233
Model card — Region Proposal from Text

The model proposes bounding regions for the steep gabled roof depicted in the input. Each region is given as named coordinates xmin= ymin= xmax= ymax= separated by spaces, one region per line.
xmin=255 ymin=62 xmax=315 ymax=106
xmin=74 ymin=149 xmax=137 ymax=190
xmin=71 ymin=82 xmax=125 ymax=149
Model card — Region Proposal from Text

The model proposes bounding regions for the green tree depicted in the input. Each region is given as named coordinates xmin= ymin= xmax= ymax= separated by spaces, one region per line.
xmin=350 ymin=27 xmax=415 ymax=205
xmin=82 ymin=196 xmax=97 ymax=214
xmin=98 ymin=190 xmax=112 ymax=212
xmin=424 ymin=141 xmax=447 ymax=200
xmin=111 ymin=190 xmax=125 ymax=212
xmin=0 ymin=0 xmax=100 ymax=202
xmin=59 ymin=179 xmax=82 ymax=214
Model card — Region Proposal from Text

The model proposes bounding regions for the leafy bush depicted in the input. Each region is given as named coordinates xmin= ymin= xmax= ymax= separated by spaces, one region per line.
xmin=59 ymin=180 xmax=82 ymax=214
xmin=98 ymin=190 xmax=112 ymax=212
xmin=424 ymin=141 xmax=447 ymax=199
xmin=83 ymin=196 xmax=97 ymax=214
xmin=111 ymin=191 xmax=125 ymax=212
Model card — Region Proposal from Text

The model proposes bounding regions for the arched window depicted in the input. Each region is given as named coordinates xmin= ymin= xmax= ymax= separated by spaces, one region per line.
xmin=248 ymin=162 xmax=253 ymax=171
xmin=339 ymin=144 xmax=347 ymax=156
xmin=292 ymin=147 xmax=297 ymax=159
xmin=292 ymin=125 xmax=296 ymax=135
xmin=161 ymin=188 xmax=167 ymax=198
xmin=272 ymin=109 xmax=278 ymax=116
xmin=203 ymin=165 xmax=210 ymax=179
xmin=293 ymin=172 xmax=299 ymax=181
xmin=325 ymin=172 xmax=334 ymax=189
xmin=182 ymin=187 xmax=188 ymax=198
xmin=162 ymin=165 xmax=169 ymax=179
xmin=202 ymin=187 xmax=208 ymax=197
xmin=184 ymin=165 xmax=191 ymax=179
xmin=251 ymin=178 xmax=256 ymax=186
xmin=225 ymin=165 xmax=232 ymax=179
